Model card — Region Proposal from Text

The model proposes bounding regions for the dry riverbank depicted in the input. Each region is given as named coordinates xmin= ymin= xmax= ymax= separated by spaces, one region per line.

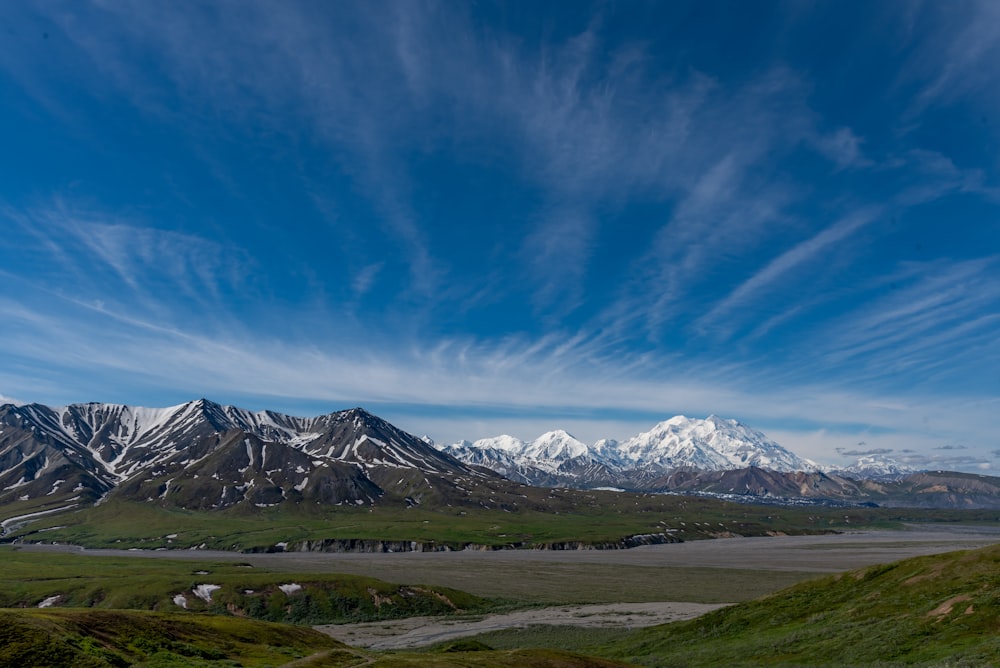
xmin=316 ymin=601 xmax=728 ymax=649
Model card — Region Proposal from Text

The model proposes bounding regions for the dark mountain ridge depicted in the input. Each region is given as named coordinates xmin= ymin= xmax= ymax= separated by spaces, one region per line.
xmin=0 ymin=399 xmax=483 ymax=515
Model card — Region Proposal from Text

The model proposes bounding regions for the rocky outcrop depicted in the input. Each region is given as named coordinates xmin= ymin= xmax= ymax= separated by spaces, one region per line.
xmin=267 ymin=532 xmax=683 ymax=554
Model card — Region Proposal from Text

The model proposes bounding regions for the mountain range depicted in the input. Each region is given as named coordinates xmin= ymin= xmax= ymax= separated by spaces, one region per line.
xmin=0 ymin=399 xmax=483 ymax=516
xmin=3 ymin=399 xmax=998 ymax=520
xmin=435 ymin=415 xmax=828 ymax=489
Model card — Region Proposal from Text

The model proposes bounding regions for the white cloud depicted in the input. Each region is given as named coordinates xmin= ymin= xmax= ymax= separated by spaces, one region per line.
xmin=1 ymin=201 xmax=254 ymax=322
xmin=813 ymin=127 xmax=871 ymax=170
xmin=907 ymin=0 xmax=1000 ymax=114
xmin=351 ymin=263 xmax=384 ymax=298
xmin=0 ymin=392 xmax=25 ymax=406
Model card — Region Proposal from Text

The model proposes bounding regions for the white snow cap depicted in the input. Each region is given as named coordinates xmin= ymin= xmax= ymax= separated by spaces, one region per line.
xmin=447 ymin=415 xmax=818 ymax=474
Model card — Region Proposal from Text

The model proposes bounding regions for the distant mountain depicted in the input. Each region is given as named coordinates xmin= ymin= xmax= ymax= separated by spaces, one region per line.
xmin=834 ymin=453 xmax=916 ymax=480
xmin=438 ymin=415 xmax=819 ymax=489
xmin=0 ymin=399 xmax=484 ymax=514
xmin=619 ymin=416 xmax=818 ymax=472
xmin=858 ymin=470 xmax=1000 ymax=509
xmin=438 ymin=430 xmax=624 ymax=487
xmin=648 ymin=466 xmax=867 ymax=503
xmin=436 ymin=417 xmax=1000 ymax=508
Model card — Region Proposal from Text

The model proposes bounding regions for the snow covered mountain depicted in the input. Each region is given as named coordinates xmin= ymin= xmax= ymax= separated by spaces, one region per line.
xmin=437 ymin=429 xmax=624 ymax=487
xmin=0 ymin=399 xmax=481 ymax=512
xmin=434 ymin=418 xmax=1000 ymax=508
xmin=618 ymin=415 xmax=818 ymax=473
xmin=438 ymin=415 xmax=819 ymax=489
xmin=834 ymin=453 xmax=916 ymax=480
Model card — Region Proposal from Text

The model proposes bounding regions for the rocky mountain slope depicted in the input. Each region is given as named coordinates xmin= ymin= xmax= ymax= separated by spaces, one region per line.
xmin=0 ymin=399 xmax=484 ymax=515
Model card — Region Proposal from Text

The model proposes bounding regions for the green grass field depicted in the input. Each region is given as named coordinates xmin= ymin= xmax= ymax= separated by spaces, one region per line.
xmin=0 ymin=546 xmax=497 ymax=626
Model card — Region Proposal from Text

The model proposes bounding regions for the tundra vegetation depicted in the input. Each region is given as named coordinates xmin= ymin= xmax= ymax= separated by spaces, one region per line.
xmin=0 ymin=547 xmax=495 ymax=625
xmin=3 ymin=543 xmax=1000 ymax=665
xmin=594 ymin=542 xmax=1000 ymax=666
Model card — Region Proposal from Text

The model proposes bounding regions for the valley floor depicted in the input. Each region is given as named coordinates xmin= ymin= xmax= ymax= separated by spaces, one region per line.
xmin=17 ymin=523 xmax=1000 ymax=604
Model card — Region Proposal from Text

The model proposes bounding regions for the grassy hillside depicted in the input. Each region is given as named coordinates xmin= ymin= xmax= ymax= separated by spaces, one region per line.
xmin=0 ymin=547 xmax=495 ymax=626
xmin=0 ymin=609 xmax=349 ymax=667
xmin=596 ymin=543 xmax=1000 ymax=666
xmin=0 ymin=608 xmax=633 ymax=667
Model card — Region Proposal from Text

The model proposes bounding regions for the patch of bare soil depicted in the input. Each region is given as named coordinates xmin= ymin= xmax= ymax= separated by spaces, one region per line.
xmin=315 ymin=601 xmax=728 ymax=650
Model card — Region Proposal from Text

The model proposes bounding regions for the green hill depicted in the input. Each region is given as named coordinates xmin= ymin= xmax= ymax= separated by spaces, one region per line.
xmin=0 ymin=608 xmax=350 ymax=667
xmin=598 ymin=543 xmax=1000 ymax=666
xmin=0 ymin=608 xmax=632 ymax=667
xmin=0 ymin=546 xmax=494 ymax=626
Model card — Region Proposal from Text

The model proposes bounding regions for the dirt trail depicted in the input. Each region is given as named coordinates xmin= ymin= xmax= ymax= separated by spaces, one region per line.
xmin=315 ymin=601 xmax=728 ymax=650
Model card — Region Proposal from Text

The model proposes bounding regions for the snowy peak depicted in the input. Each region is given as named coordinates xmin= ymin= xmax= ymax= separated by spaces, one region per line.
xmin=435 ymin=429 xmax=612 ymax=485
xmin=524 ymin=430 xmax=589 ymax=460
xmin=469 ymin=435 xmax=527 ymax=453
xmin=838 ymin=453 xmax=915 ymax=480
xmin=458 ymin=431 xmax=592 ymax=463
xmin=39 ymin=398 xmax=332 ymax=479
xmin=441 ymin=414 xmax=819 ymax=488
xmin=618 ymin=415 xmax=816 ymax=473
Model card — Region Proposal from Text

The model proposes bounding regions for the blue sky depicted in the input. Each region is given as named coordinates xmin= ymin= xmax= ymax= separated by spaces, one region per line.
xmin=1 ymin=1 xmax=998 ymax=471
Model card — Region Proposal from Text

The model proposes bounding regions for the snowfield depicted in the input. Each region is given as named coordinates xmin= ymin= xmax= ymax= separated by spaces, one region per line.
xmin=192 ymin=584 xmax=221 ymax=603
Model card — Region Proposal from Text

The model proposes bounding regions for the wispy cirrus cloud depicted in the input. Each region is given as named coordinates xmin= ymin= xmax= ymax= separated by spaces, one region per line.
xmin=801 ymin=257 xmax=1000 ymax=385
xmin=836 ymin=448 xmax=895 ymax=457
xmin=0 ymin=393 xmax=24 ymax=406
xmin=20 ymin=2 xmax=443 ymax=299
xmin=6 ymin=2 xmax=913 ymax=328
xmin=693 ymin=207 xmax=882 ymax=340
xmin=904 ymin=0 xmax=1000 ymax=115
xmin=893 ymin=149 xmax=1000 ymax=206
xmin=1 ymin=201 xmax=254 ymax=321
xmin=593 ymin=68 xmax=845 ymax=341
xmin=812 ymin=127 xmax=872 ymax=171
